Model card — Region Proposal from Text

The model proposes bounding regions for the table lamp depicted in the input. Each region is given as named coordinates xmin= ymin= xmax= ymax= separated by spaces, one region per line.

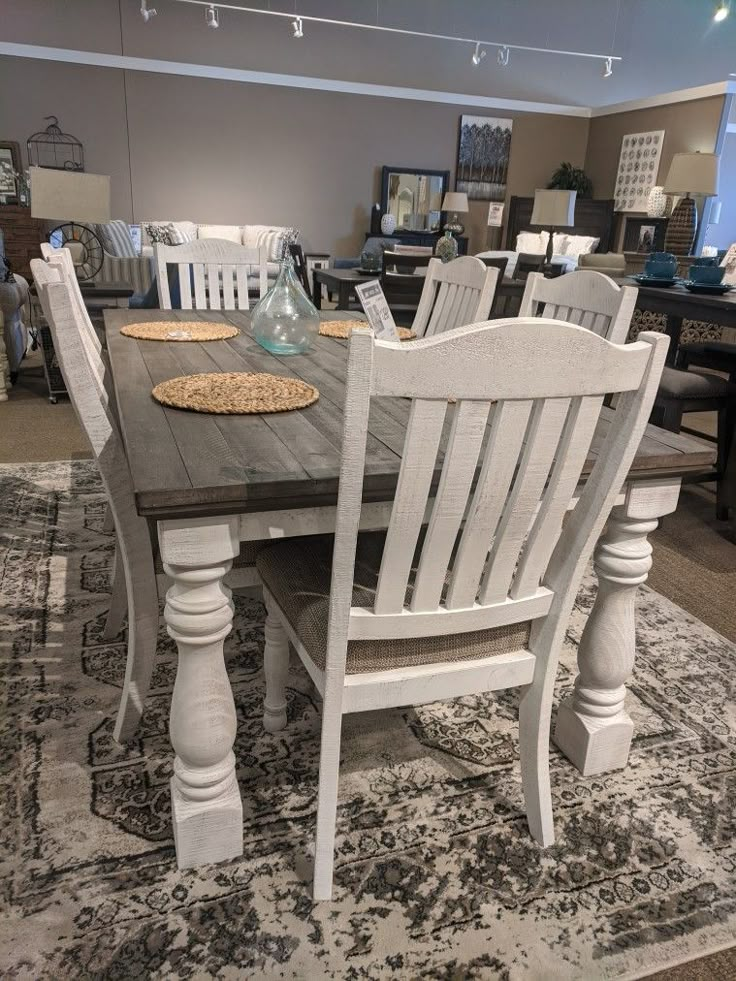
xmin=442 ymin=191 xmax=469 ymax=236
xmin=530 ymin=189 xmax=576 ymax=264
xmin=663 ymin=151 xmax=719 ymax=256
xmin=30 ymin=166 xmax=111 ymax=280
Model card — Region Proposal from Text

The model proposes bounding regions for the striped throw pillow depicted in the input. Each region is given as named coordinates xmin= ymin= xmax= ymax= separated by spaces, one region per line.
xmin=96 ymin=220 xmax=137 ymax=258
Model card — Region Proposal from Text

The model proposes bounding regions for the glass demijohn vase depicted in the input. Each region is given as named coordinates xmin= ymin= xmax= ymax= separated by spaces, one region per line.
xmin=435 ymin=229 xmax=459 ymax=263
xmin=252 ymin=253 xmax=319 ymax=355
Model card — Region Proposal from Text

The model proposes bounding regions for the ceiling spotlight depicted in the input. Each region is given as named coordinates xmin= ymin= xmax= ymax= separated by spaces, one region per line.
xmin=140 ymin=0 xmax=156 ymax=22
xmin=497 ymin=45 xmax=510 ymax=67
xmin=714 ymin=1 xmax=730 ymax=21
xmin=205 ymin=4 xmax=219 ymax=28
xmin=602 ymin=57 xmax=613 ymax=78
xmin=292 ymin=16 xmax=304 ymax=38
xmin=471 ymin=42 xmax=486 ymax=66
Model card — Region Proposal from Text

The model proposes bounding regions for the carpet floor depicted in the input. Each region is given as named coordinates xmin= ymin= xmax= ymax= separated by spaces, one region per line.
xmin=1 ymin=461 xmax=735 ymax=979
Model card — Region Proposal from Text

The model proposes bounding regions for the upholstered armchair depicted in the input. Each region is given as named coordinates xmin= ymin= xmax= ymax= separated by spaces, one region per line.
xmin=0 ymin=273 xmax=30 ymax=399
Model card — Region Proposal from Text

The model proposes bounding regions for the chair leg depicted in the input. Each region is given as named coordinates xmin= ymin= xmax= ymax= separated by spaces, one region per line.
xmin=716 ymin=402 xmax=735 ymax=521
xmin=102 ymin=538 xmax=128 ymax=641
xmin=313 ymin=693 xmax=343 ymax=901
xmin=112 ymin=534 xmax=160 ymax=743
xmin=659 ymin=401 xmax=684 ymax=434
xmin=263 ymin=597 xmax=289 ymax=733
xmin=518 ymin=677 xmax=555 ymax=847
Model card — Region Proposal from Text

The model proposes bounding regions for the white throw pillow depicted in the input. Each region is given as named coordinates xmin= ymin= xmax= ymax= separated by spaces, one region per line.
xmin=141 ymin=220 xmax=194 ymax=247
xmin=197 ymin=224 xmax=242 ymax=244
xmin=554 ymin=234 xmax=599 ymax=258
xmin=515 ymin=231 xmax=549 ymax=254
xmin=242 ymin=224 xmax=298 ymax=262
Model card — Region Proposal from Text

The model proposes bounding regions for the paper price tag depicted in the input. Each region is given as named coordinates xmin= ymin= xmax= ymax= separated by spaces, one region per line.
xmin=355 ymin=280 xmax=399 ymax=341
xmin=487 ymin=202 xmax=504 ymax=227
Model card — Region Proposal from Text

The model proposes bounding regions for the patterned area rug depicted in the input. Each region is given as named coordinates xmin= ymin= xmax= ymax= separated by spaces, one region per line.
xmin=1 ymin=461 xmax=734 ymax=980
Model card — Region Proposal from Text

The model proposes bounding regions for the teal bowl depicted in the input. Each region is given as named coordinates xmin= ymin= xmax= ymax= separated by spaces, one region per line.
xmin=688 ymin=264 xmax=725 ymax=284
xmin=644 ymin=252 xmax=677 ymax=279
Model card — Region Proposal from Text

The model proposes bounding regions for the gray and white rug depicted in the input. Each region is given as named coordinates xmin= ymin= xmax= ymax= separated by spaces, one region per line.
xmin=0 ymin=461 xmax=734 ymax=980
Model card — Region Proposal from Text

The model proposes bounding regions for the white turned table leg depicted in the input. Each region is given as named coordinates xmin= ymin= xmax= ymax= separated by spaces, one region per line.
xmin=158 ymin=515 xmax=243 ymax=869
xmin=554 ymin=478 xmax=681 ymax=776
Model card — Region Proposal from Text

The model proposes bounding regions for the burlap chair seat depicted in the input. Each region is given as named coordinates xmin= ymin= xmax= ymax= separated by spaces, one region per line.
xmin=256 ymin=531 xmax=530 ymax=674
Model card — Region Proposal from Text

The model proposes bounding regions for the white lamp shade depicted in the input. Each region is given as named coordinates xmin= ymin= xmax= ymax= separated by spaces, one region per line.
xmin=30 ymin=166 xmax=111 ymax=222
xmin=663 ymin=152 xmax=719 ymax=196
xmin=530 ymin=189 xmax=576 ymax=227
xmin=441 ymin=191 xmax=469 ymax=213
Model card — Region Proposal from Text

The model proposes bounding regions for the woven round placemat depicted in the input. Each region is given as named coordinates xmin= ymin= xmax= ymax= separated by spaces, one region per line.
xmin=121 ymin=321 xmax=239 ymax=342
xmin=319 ymin=320 xmax=415 ymax=340
xmin=151 ymin=372 xmax=319 ymax=414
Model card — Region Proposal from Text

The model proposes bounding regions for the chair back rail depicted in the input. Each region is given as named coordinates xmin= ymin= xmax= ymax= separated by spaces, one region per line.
xmin=412 ymin=256 xmax=498 ymax=338
xmin=327 ymin=320 xmax=668 ymax=657
xmin=155 ymin=238 xmax=268 ymax=310
xmin=520 ymin=269 xmax=638 ymax=344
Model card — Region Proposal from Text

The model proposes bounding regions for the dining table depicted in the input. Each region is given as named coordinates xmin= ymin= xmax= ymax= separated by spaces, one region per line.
xmin=104 ymin=307 xmax=716 ymax=871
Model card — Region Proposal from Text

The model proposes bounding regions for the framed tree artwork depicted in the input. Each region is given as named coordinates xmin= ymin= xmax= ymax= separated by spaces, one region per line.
xmin=456 ymin=116 xmax=513 ymax=201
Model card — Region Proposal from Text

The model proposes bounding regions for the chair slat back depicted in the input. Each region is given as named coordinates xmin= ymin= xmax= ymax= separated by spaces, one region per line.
xmin=520 ymin=270 xmax=638 ymax=343
xmin=325 ymin=320 xmax=667 ymax=672
xmin=32 ymin=254 xmax=109 ymax=402
xmin=155 ymin=238 xmax=268 ymax=310
xmin=412 ymin=256 xmax=498 ymax=338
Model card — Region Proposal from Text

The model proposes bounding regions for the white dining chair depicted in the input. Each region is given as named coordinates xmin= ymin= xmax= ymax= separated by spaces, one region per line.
xmin=256 ymin=319 xmax=668 ymax=900
xmin=155 ymin=238 xmax=268 ymax=311
xmin=31 ymin=258 xmax=160 ymax=743
xmin=519 ymin=269 xmax=638 ymax=344
xmin=32 ymin=257 xmax=268 ymax=741
xmin=412 ymin=256 xmax=498 ymax=338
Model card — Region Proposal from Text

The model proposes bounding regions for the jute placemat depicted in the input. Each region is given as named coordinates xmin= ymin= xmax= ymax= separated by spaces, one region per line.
xmin=152 ymin=372 xmax=319 ymax=414
xmin=121 ymin=321 xmax=239 ymax=342
xmin=319 ymin=320 xmax=415 ymax=340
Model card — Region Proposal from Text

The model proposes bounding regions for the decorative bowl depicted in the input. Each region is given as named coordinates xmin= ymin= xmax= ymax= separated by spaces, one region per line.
xmin=687 ymin=264 xmax=725 ymax=284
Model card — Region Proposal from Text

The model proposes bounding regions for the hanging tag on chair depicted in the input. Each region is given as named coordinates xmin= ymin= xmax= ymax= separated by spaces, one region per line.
xmin=355 ymin=280 xmax=399 ymax=341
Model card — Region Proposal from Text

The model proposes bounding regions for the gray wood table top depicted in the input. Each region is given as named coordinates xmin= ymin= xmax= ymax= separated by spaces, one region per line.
xmin=105 ymin=309 xmax=717 ymax=520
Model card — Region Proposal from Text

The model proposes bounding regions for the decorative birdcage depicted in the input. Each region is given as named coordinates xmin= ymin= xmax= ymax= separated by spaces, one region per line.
xmin=27 ymin=116 xmax=84 ymax=171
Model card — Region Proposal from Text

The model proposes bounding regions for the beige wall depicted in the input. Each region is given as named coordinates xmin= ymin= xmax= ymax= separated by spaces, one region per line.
xmin=0 ymin=56 xmax=589 ymax=256
xmin=584 ymin=96 xmax=727 ymax=199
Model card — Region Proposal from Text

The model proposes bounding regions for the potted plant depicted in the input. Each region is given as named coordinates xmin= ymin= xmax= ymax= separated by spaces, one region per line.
xmin=548 ymin=162 xmax=593 ymax=198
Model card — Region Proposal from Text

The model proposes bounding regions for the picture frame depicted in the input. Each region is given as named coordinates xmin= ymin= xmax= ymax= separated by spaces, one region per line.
xmin=456 ymin=115 xmax=513 ymax=202
xmin=637 ymin=224 xmax=657 ymax=253
xmin=0 ymin=141 xmax=22 ymax=205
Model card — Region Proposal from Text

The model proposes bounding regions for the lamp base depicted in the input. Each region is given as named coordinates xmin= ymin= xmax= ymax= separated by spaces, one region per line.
xmin=664 ymin=195 xmax=697 ymax=255
xmin=443 ymin=213 xmax=465 ymax=236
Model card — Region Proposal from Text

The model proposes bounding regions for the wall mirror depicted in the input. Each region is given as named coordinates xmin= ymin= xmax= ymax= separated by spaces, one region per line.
xmin=381 ymin=166 xmax=450 ymax=233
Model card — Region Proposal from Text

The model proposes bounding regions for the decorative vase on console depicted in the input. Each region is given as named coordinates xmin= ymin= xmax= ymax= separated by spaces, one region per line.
xmin=435 ymin=229 xmax=458 ymax=263
xmin=252 ymin=253 xmax=319 ymax=355
xmin=380 ymin=213 xmax=396 ymax=235
xmin=647 ymin=186 xmax=667 ymax=218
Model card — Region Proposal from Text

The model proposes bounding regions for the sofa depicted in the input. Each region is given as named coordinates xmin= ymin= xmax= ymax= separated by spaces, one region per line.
xmin=94 ymin=220 xmax=299 ymax=295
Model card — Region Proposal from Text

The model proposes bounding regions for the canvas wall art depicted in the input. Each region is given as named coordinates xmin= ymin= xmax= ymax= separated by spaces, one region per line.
xmin=614 ymin=130 xmax=665 ymax=212
xmin=456 ymin=116 xmax=513 ymax=202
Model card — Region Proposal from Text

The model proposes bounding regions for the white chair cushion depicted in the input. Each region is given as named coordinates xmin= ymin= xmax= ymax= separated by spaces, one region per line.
xmin=197 ymin=224 xmax=242 ymax=244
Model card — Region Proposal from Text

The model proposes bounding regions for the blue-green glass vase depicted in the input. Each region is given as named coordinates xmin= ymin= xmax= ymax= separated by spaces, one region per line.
xmin=252 ymin=254 xmax=319 ymax=355
xmin=435 ymin=229 xmax=459 ymax=263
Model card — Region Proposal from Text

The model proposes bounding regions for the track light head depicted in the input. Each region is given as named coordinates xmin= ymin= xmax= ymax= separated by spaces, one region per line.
xmin=471 ymin=42 xmax=486 ymax=66
xmin=292 ymin=16 xmax=304 ymax=38
xmin=140 ymin=0 xmax=156 ymax=22
xmin=205 ymin=4 xmax=219 ymax=28
xmin=497 ymin=45 xmax=510 ymax=67
xmin=714 ymin=1 xmax=730 ymax=21
xmin=602 ymin=56 xmax=613 ymax=78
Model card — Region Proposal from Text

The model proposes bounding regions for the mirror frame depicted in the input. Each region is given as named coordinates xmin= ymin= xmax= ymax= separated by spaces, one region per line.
xmin=380 ymin=166 xmax=450 ymax=233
